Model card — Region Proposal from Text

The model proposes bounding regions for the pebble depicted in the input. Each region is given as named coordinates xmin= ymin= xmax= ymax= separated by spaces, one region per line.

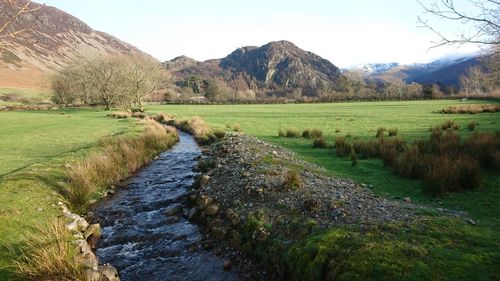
xmin=223 ymin=260 xmax=232 ymax=271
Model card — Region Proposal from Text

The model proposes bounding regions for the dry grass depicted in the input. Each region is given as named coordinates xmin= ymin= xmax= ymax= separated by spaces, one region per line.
xmin=107 ymin=111 xmax=131 ymax=119
xmin=375 ymin=127 xmax=386 ymax=138
xmin=388 ymin=128 xmax=398 ymax=137
xmin=278 ymin=129 xmax=286 ymax=137
xmin=467 ymin=121 xmax=478 ymax=131
xmin=442 ymin=104 xmax=500 ymax=114
xmin=284 ymin=170 xmax=302 ymax=190
xmin=12 ymin=219 xmax=87 ymax=281
xmin=441 ymin=120 xmax=458 ymax=130
xmin=312 ymin=137 xmax=327 ymax=148
xmin=285 ymin=129 xmax=301 ymax=138
xmin=335 ymin=137 xmax=352 ymax=157
xmin=302 ymin=129 xmax=323 ymax=139
xmin=176 ymin=117 xmax=216 ymax=144
xmin=65 ymin=120 xmax=178 ymax=208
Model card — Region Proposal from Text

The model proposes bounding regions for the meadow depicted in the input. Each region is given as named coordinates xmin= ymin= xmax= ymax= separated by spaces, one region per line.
xmin=0 ymin=110 xmax=139 ymax=279
xmin=147 ymin=100 xmax=500 ymax=279
xmin=0 ymin=87 xmax=52 ymax=105
xmin=0 ymin=100 xmax=498 ymax=279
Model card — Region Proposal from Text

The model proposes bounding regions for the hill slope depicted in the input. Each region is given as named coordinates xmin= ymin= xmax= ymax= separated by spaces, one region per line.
xmin=0 ymin=0 xmax=144 ymax=89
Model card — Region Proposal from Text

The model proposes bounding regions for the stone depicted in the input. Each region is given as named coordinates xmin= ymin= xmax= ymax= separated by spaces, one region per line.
xmin=84 ymin=269 xmax=101 ymax=281
xmin=467 ymin=219 xmax=476 ymax=226
xmin=197 ymin=196 xmax=213 ymax=209
xmin=330 ymin=208 xmax=342 ymax=218
xmin=228 ymin=229 xmax=241 ymax=247
xmin=201 ymin=175 xmax=210 ymax=185
xmin=272 ymin=151 xmax=278 ymax=156
xmin=164 ymin=205 xmax=182 ymax=216
xmin=225 ymin=208 xmax=240 ymax=226
xmin=211 ymin=227 xmax=227 ymax=240
xmin=84 ymin=224 xmax=102 ymax=240
xmin=78 ymin=252 xmax=99 ymax=270
xmin=36 ymin=207 xmax=44 ymax=212
xmin=223 ymin=260 xmax=232 ymax=271
xmin=187 ymin=207 xmax=198 ymax=221
xmin=98 ymin=264 xmax=121 ymax=281
xmin=304 ymin=198 xmax=320 ymax=212
xmin=404 ymin=197 xmax=412 ymax=203
xmin=88 ymin=199 xmax=98 ymax=205
xmin=205 ymin=204 xmax=219 ymax=216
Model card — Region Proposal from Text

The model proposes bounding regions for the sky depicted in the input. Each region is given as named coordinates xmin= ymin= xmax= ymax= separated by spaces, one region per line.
xmin=38 ymin=0 xmax=485 ymax=68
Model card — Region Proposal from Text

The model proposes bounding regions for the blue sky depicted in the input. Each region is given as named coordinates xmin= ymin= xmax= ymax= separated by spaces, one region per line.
xmin=39 ymin=0 xmax=483 ymax=67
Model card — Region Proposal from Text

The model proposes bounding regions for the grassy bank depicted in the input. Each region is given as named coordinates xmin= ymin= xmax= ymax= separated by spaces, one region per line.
xmin=0 ymin=109 xmax=174 ymax=279
xmin=148 ymin=100 xmax=500 ymax=280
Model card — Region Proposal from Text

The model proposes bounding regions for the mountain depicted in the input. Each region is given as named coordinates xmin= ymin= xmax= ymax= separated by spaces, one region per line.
xmin=219 ymin=41 xmax=341 ymax=89
xmin=0 ymin=0 xmax=144 ymax=89
xmin=356 ymin=55 xmax=481 ymax=87
xmin=165 ymin=41 xmax=343 ymax=94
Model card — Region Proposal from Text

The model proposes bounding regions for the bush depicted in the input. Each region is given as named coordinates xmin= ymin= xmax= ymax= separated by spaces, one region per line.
xmin=312 ymin=137 xmax=327 ymax=148
xmin=467 ymin=121 xmax=477 ymax=131
xmin=284 ymin=170 xmax=302 ymax=190
xmin=388 ymin=128 xmax=398 ymax=137
xmin=13 ymin=219 xmax=86 ymax=280
xmin=352 ymin=140 xmax=379 ymax=159
xmin=464 ymin=132 xmax=499 ymax=169
xmin=442 ymin=104 xmax=500 ymax=114
xmin=286 ymin=129 xmax=301 ymax=138
xmin=335 ymin=137 xmax=352 ymax=157
xmin=375 ymin=127 xmax=386 ymax=138
xmin=278 ymin=129 xmax=286 ymax=137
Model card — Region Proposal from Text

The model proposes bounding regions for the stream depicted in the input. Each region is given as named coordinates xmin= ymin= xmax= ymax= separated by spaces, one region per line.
xmin=93 ymin=132 xmax=239 ymax=281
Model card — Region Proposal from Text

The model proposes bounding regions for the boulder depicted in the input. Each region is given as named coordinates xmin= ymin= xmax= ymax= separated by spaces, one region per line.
xmin=84 ymin=224 xmax=102 ymax=240
xmin=197 ymin=196 xmax=213 ymax=209
xmin=225 ymin=208 xmax=240 ymax=226
xmin=205 ymin=204 xmax=219 ymax=216
xmin=98 ymin=265 xmax=121 ymax=281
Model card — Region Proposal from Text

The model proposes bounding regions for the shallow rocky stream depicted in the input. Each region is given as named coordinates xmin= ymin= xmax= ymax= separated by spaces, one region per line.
xmin=93 ymin=132 xmax=240 ymax=281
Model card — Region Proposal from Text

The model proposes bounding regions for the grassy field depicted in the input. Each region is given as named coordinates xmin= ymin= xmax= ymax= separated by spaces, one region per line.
xmin=148 ymin=100 xmax=500 ymax=279
xmin=0 ymin=110 xmax=138 ymax=279
xmin=0 ymin=87 xmax=52 ymax=105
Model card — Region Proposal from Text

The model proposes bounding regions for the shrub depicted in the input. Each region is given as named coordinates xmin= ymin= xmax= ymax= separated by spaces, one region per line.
xmin=375 ymin=127 xmax=386 ymax=138
xmin=335 ymin=137 xmax=352 ymax=157
xmin=278 ymin=129 xmax=286 ymax=137
xmin=388 ymin=128 xmax=398 ymax=137
xmin=284 ymin=170 xmax=302 ymax=190
xmin=350 ymin=147 xmax=358 ymax=167
xmin=153 ymin=112 xmax=175 ymax=124
xmin=13 ymin=219 xmax=86 ymax=280
xmin=312 ymin=137 xmax=327 ymax=148
xmin=286 ymin=129 xmax=301 ymax=138
xmin=467 ymin=121 xmax=477 ymax=131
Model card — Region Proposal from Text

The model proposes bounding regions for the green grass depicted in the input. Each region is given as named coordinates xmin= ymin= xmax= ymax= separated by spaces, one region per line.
xmin=147 ymin=100 xmax=500 ymax=280
xmin=0 ymin=109 xmax=137 ymax=280
xmin=0 ymin=87 xmax=52 ymax=105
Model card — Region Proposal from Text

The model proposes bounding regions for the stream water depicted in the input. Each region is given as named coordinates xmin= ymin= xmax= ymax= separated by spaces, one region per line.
xmin=93 ymin=132 xmax=239 ymax=281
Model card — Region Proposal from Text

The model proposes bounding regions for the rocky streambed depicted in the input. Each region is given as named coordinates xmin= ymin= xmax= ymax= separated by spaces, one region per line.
xmin=91 ymin=132 xmax=269 ymax=281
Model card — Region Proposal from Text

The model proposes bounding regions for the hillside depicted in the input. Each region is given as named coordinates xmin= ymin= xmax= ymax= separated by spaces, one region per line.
xmin=165 ymin=41 xmax=343 ymax=95
xmin=0 ymin=0 xmax=144 ymax=89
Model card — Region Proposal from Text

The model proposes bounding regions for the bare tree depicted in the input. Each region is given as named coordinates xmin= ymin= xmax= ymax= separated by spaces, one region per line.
xmin=0 ymin=0 xmax=40 ymax=47
xmin=460 ymin=66 xmax=490 ymax=96
xmin=417 ymin=0 xmax=499 ymax=48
